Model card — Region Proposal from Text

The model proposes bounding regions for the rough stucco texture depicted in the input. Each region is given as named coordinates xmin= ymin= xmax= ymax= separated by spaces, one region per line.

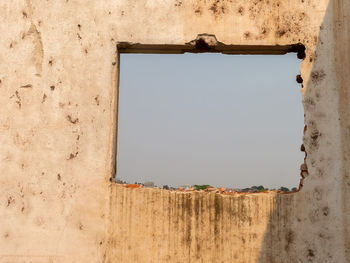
xmin=0 ymin=0 xmax=349 ymax=262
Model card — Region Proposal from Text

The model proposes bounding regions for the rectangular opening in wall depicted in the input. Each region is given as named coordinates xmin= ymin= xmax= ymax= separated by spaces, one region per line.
xmin=115 ymin=51 xmax=304 ymax=192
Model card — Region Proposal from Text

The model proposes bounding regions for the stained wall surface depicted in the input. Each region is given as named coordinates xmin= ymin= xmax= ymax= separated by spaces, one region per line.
xmin=0 ymin=0 xmax=349 ymax=262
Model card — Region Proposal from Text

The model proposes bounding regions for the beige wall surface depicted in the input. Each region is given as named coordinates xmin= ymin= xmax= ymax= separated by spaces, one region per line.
xmin=0 ymin=0 xmax=349 ymax=262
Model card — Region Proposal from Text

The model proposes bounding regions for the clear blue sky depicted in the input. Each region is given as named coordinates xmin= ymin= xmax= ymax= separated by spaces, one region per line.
xmin=116 ymin=53 xmax=304 ymax=189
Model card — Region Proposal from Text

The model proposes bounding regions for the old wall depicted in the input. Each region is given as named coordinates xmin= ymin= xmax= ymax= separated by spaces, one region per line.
xmin=108 ymin=186 xmax=298 ymax=263
xmin=0 ymin=0 xmax=349 ymax=262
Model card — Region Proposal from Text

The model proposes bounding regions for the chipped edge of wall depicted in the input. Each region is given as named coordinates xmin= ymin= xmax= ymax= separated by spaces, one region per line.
xmin=117 ymin=33 xmax=306 ymax=56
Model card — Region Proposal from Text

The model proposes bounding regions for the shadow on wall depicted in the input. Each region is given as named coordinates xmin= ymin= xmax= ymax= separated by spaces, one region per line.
xmin=257 ymin=1 xmax=350 ymax=262
xmin=256 ymin=193 xmax=298 ymax=263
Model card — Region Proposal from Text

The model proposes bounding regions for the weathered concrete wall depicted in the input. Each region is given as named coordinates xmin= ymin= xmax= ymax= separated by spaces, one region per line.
xmin=0 ymin=0 xmax=349 ymax=262
xmin=108 ymin=187 xmax=298 ymax=263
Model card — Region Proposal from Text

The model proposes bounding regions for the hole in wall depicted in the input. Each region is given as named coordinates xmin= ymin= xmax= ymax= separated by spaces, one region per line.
xmin=114 ymin=36 xmax=306 ymax=193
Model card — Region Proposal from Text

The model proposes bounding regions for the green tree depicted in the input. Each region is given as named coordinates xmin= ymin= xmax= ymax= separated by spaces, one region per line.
xmin=193 ymin=185 xmax=210 ymax=191
xmin=280 ymin=186 xmax=290 ymax=192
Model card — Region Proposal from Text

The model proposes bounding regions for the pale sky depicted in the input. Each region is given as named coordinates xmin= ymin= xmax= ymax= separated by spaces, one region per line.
xmin=116 ymin=53 xmax=304 ymax=189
